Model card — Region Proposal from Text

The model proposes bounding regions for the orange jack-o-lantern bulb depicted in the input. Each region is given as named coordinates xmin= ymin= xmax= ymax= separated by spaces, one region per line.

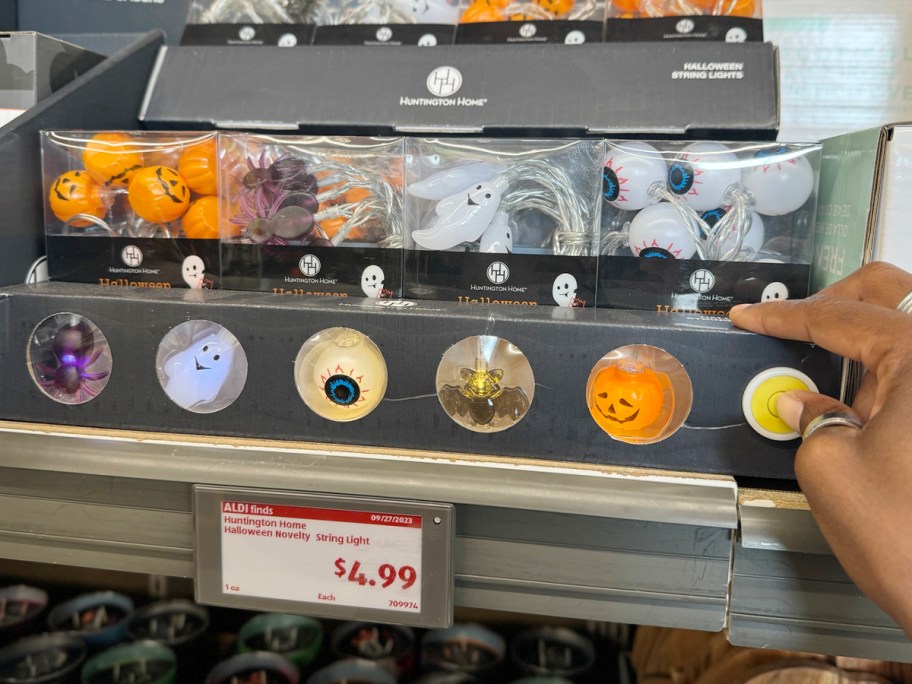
xmin=128 ymin=165 xmax=191 ymax=224
xmin=83 ymin=132 xmax=144 ymax=188
xmin=182 ymin=195 xmax=220 ymax=239
xmin=535 ymin=0 xmax=574 ymax=17
xmin=178 ymin=139 xmax=219 ymax=196
xmin=48 ymin=170 xmax=108 ymax=226
xmin=589 ymin=363 xmax=668 ymax=436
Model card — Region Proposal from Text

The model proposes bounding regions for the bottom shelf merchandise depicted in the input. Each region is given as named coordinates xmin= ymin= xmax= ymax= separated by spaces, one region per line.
xmin=0 ymin=565 xmax=910 ymax=684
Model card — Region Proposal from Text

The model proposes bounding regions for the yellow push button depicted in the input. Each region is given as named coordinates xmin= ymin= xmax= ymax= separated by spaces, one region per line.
xmin=742 ymin=367 xmax=819 ymax=441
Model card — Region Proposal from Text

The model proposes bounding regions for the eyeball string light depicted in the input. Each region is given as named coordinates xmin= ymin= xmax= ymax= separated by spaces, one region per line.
xmin=602 ymin=142 xmax=814 ymax=263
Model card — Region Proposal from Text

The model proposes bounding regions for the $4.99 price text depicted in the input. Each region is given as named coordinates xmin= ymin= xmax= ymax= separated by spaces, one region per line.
xmin=334 ymin=558 xmax=417 ymax=590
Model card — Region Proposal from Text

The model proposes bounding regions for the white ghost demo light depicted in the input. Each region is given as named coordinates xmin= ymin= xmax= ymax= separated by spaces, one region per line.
xmin=409 ymin=158 xmax=595 ymax=257
xmin=156 ymin=321 xmax=248 ymax=414
xmin=294 ymin=327 xmax=388 ymax=422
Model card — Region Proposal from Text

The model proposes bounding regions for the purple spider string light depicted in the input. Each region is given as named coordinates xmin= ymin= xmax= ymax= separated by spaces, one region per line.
xmin=231 ymin=152 xmax=331 ymax=246
xmin=29 ymin=316 xmax=112 ymax=405
xmin=229 ymin=149 xmax=403 ymax=248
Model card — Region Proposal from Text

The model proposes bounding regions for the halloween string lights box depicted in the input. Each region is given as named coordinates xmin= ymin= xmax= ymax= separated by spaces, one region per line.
xmin=602 ymin=0 xmax=763 ymax=43
xmin=404 ymin=138 xmax=602 ymax=307
xmin=311 ymin=0 xmax=462 ymax=46
xmin=597 ymin=140 xmax=822 ymax=313
xmin=41 ymin=130 xmax=222 ymax=290
xmin=219 ymin=134 xmax=405 ymax=299
xmin=454 ymin=0 xmax=604 ymax=44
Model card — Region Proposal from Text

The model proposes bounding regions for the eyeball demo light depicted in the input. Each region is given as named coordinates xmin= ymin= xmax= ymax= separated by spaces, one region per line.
xmin=601 ymin=140 xmax=818 ymax=264
xmin=295 ymin=327 xmax=388 ymax=422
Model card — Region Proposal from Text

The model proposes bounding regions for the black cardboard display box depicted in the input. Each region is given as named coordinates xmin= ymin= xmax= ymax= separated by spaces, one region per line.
xmin=0 ymin=32 xmax=103 ymax=125
xmin=140 ymin=42 xmax=779 ymax=138
xmin=17 ymin=0 xmax=191 ymax=45
xmin=0 ymin=282 xmax=840 ymax=480
xmin=0 ymin=32 xmax=164 ymax=287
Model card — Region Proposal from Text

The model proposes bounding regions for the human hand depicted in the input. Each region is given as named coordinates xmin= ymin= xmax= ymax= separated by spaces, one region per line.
xmin=729 ymin=261 xmax=912 ymax=637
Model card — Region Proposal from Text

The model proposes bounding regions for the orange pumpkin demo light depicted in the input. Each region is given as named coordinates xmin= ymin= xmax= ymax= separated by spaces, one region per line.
xmin=588 ymin=363 xmax=670 ymax=437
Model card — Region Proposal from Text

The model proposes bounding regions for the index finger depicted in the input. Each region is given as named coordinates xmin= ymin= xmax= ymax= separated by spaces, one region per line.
xmin=817 ymin=261 xmax=912 ymax=308
xmin=729 ymin=295 xmax=912 ymax=372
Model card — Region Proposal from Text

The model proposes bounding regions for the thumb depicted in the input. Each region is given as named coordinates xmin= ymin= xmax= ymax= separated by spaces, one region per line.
xmin=775 ymin=390 xmax=866 ymax=441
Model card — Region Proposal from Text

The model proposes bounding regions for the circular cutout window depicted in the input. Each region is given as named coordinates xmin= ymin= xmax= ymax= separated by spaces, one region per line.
xmin=436 ymin=336 xmax=534 ymax=433
xmin=156 ymin=321 xmax=248 ymax=414
xmin=27 ymin=313 xmax=112 ymax=405
xmin=294 ymin=327 xmax=388 ymax=422
xmin=585 ymin=344 xmax=692 ymax=445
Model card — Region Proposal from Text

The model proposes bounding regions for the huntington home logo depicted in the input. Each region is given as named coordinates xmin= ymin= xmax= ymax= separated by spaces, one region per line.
xmin=400 ymin=66 xmax=488 ymax=108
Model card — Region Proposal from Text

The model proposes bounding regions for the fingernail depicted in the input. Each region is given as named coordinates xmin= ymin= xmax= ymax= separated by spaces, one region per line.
xmin=775 ymin=391 xmax=803 ymax=431
xmin=728 ymin=304 xmax=751 ymax=318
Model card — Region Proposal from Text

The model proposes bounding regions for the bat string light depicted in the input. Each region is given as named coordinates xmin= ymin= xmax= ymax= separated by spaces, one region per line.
xmin=438 ymin=356 xmax=530 ymax=429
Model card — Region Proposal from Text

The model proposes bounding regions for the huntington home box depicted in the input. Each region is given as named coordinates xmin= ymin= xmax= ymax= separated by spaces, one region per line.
xmin=140 ymin=42 xmax=779 ymax=138
xmin=0 ymin=282 xmax=840 ymax=480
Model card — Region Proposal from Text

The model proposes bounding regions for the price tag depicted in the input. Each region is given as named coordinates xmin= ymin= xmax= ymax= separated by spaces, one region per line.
xmin=194 ymin=486 xmax=453 ymax=628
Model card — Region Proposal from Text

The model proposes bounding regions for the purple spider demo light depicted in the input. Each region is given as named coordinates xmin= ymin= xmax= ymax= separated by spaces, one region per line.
xmin=27 ymin=313 xmax=112 ymax=405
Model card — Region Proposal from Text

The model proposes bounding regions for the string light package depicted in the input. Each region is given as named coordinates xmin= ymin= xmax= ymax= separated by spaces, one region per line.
xmin=41 ymin=130 xmax=223 ymax=289
xmin=404 ymin=137 xmax=602 ymax=306
xmin=219 ymin=133 xmax=405 ymax=298
xmin=597 ymin=139 xmax=821 ymax=313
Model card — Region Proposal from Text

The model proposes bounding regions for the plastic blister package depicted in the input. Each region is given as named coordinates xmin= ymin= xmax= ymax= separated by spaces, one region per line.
xmin=404 ymin=138 xmax=601 ymax=306
xmin=598 ymin=140 xmax=821 ymax=311
xmin=41 ymin=130 xmax=222 ymax=288
xmin=606 ymin=0 xmax=760 ymax=19
xmin=315 ymin=0 xmax=463 ymax=25
xmin=459 ymin=0 xmax=599 ymax=23
xmin=187 ymin=0 xmax=318 ymax=25
xmin=601 ymin=140 xmax=819 ymax=263
xmin=406 ymin=139 xmax=601 ymax=256
xmin=220 ymin=134 xmax=405 ymax=296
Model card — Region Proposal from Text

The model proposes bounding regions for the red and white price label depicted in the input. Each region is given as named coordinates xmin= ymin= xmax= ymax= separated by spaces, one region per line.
xmin=220 ymin=501 xmax=423 ymax=613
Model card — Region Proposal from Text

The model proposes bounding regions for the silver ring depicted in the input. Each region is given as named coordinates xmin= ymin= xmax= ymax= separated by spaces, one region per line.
xmin=897 ymin=290 xmax=912 ymax=314
xmin=802 ymin=411 xmax=865 ymax=441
